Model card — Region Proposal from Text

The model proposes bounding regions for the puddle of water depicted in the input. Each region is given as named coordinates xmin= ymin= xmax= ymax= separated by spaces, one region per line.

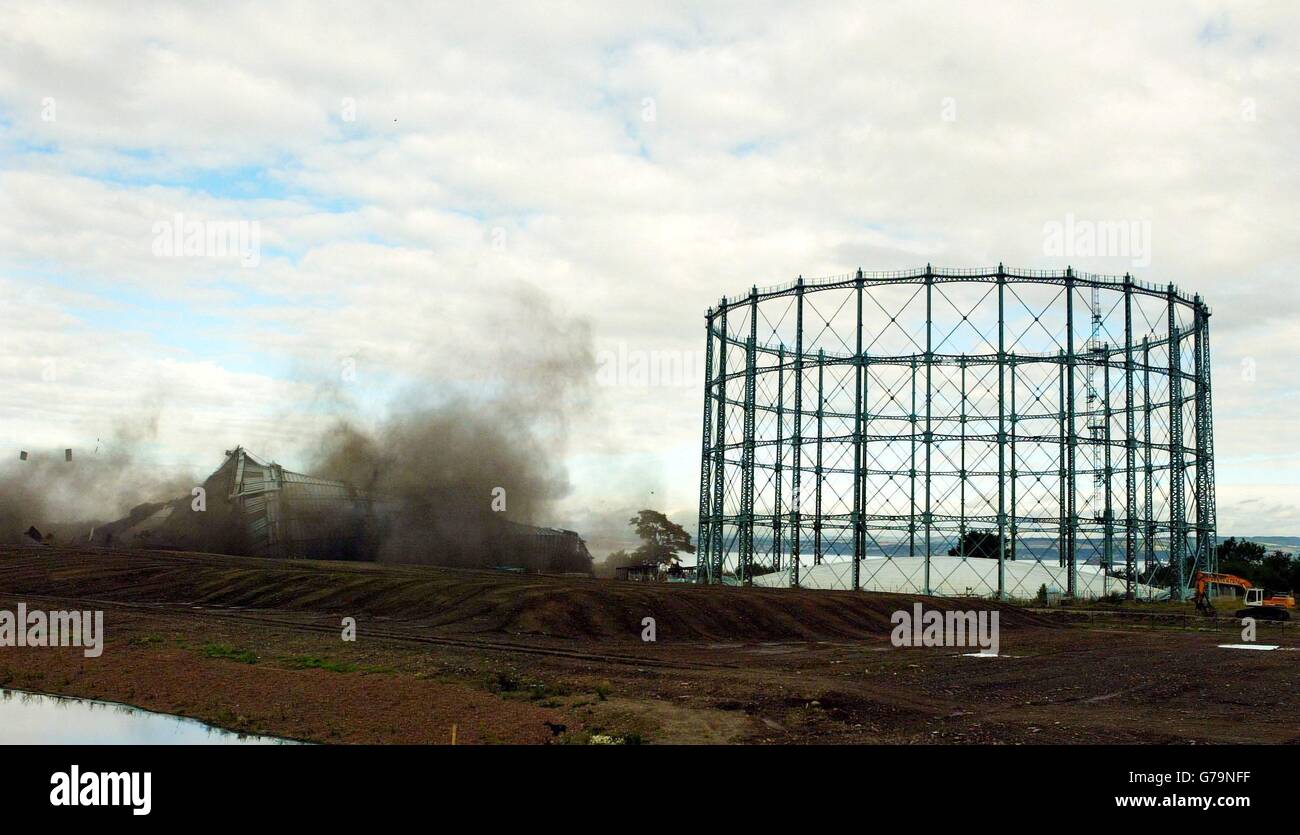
xmin=0 ymin=689 xmax=300 ymax=744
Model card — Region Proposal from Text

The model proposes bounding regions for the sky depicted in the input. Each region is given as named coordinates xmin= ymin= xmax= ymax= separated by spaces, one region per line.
xmin=1 ymin=1 xmax=1298 ymax=555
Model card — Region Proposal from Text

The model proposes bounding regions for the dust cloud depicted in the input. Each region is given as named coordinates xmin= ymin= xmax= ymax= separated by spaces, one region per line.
xmin=2 ymin=283 xmax=598 ymax=571
xmin=309 ymin=285 xmax=596 ymax=566
xmin=0 ymin=418 xmax=196 ymax=544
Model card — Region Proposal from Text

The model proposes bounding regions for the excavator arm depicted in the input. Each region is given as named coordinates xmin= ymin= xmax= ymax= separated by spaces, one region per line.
xmin=1193 ymin=571 xmax=1294 ymax=621
xmin=1192 ymin=572 xmax=1252 ymax=615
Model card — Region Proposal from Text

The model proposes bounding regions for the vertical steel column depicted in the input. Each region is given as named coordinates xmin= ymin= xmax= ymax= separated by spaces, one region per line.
xmin=852 ymin=270 xmax=864 ymax=590
xmin=697 ymin=309 xmax=716 ymax=582
xmin=1142 ymin=337 xmax=1154 ymax=592
xmin=711 ymin=302 xmax=728 ymax=582
xmin=1167 ymin=284 xmax=1186 ymax=599
xmin=959 ymin=355 xmax=967 ymax=558
xmin=862 ymin=345 xmax=870 ymax=573
xmin=791 ymin=279 xmax=804 ymax=587
xmin=909 ymin=358 xmax=917 ymax=558
xmin=773 ymin=345 xmax=784 ymax=572
xmin=1065 ymin=270 xmax=1078 ymax=598
xmin=815 ymin=348 xmax=825 ymax=566
xmin=1124 ymin=278 xmax=1137 ymax=599
xmin=1193 ymin=297 xmax=1213 ymax=578
xmin=1198 ymin=307 xmax=1217 ymax=575
xmin=923 ymin=266 xmax=933 ymax=594
xmin=740 ymin=289 xmax=758 ymax=585
xmin=1103 ymin=354 xmax=1114 ymax=581
xmin=1009 ymin=357 xmax=1018 ymax=564
xmin=996 ymin=268 xmax=1007 ymax=598
xmin=1058 ymin=349 xmax=1067 ymax=570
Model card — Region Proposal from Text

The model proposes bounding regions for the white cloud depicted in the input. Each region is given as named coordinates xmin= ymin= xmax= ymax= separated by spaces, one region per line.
xmin=1 ymin=1 xmax=1297 ymax=537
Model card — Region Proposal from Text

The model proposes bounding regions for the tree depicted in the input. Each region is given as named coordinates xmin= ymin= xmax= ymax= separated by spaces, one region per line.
xmin=628 ymin=510 xmax=696 ymax=567
xmin=595 ymin=549 xmax=638 ymax=579
xmin=947 ymin=528 xmax=1007 ymax=560
xmin=1213 ymin=538 xmax=1300 ymax=593
xmin=604 ymin=549 xmax=636 ymax=569
xmin=1217 ymin=536 xmax=1266 ymax=569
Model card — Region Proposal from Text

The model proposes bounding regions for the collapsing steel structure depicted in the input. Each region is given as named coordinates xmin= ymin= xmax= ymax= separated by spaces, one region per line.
xmin=696 ymin=266 xmax=1217 ymax=600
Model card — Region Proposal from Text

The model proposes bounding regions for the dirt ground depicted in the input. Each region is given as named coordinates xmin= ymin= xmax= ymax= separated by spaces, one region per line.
xmin=0 ymin=545 xmax=1297 ymax=744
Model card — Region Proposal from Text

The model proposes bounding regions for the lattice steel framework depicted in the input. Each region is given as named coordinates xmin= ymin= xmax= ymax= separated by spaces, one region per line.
xmin=696 ymin=266 xmax=1217 ymax=600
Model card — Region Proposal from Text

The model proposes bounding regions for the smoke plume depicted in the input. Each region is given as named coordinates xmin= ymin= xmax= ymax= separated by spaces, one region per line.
xmin=0 ymin=418 xmax=196 ymax=544
xmin=1 ymin=283 xmax=595 ymax=568
xmin=309 ymin=285 xmax=595 ymax=565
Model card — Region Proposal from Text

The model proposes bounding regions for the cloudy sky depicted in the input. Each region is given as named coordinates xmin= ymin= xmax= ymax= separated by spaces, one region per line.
xmin=1 ymin=1 xmax=1297 ymax=551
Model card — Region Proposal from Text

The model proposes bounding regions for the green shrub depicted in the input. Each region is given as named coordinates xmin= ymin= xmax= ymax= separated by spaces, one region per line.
xmin=287 ymin=655 xmax=356 ymax=673
xmin=202 ymin=644 xmax=258 ymax=664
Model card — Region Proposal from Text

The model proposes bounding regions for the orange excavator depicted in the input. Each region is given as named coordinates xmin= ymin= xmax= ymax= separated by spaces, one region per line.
xmin=1193 ymin=571 xmax=1296 ymax=621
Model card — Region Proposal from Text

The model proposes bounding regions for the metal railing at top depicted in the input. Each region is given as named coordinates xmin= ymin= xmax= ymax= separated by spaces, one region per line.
xmin=712 ymin=266 xmax=1203 ymax=313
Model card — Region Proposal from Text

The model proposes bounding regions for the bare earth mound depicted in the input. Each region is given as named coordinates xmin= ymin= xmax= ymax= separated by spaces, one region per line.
xmin=1 ymin=545 xmax=1297 ymax=745
xmin=0 ymin=546 xmax=1050 ymax=642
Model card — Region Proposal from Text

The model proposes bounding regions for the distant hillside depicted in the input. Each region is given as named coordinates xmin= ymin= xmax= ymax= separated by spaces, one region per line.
xmin=1227 ymin=536 xmax=1300 ymax=556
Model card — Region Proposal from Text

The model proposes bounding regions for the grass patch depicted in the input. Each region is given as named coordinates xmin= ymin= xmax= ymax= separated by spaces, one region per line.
xmin=286 ymin=655 xmax=357 ymax=674
xmin=523 ymin=681 xmax=572 ymax=701
xmin=1061 ymin=598 xmax=1197 ymax=613
xmin=482 ymin=671 xmax=577 ymax=702
xmin=202 ymin=643 xmax=258 ymax=664
xmin=483 ymin=671 xmax=521 ymax=693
